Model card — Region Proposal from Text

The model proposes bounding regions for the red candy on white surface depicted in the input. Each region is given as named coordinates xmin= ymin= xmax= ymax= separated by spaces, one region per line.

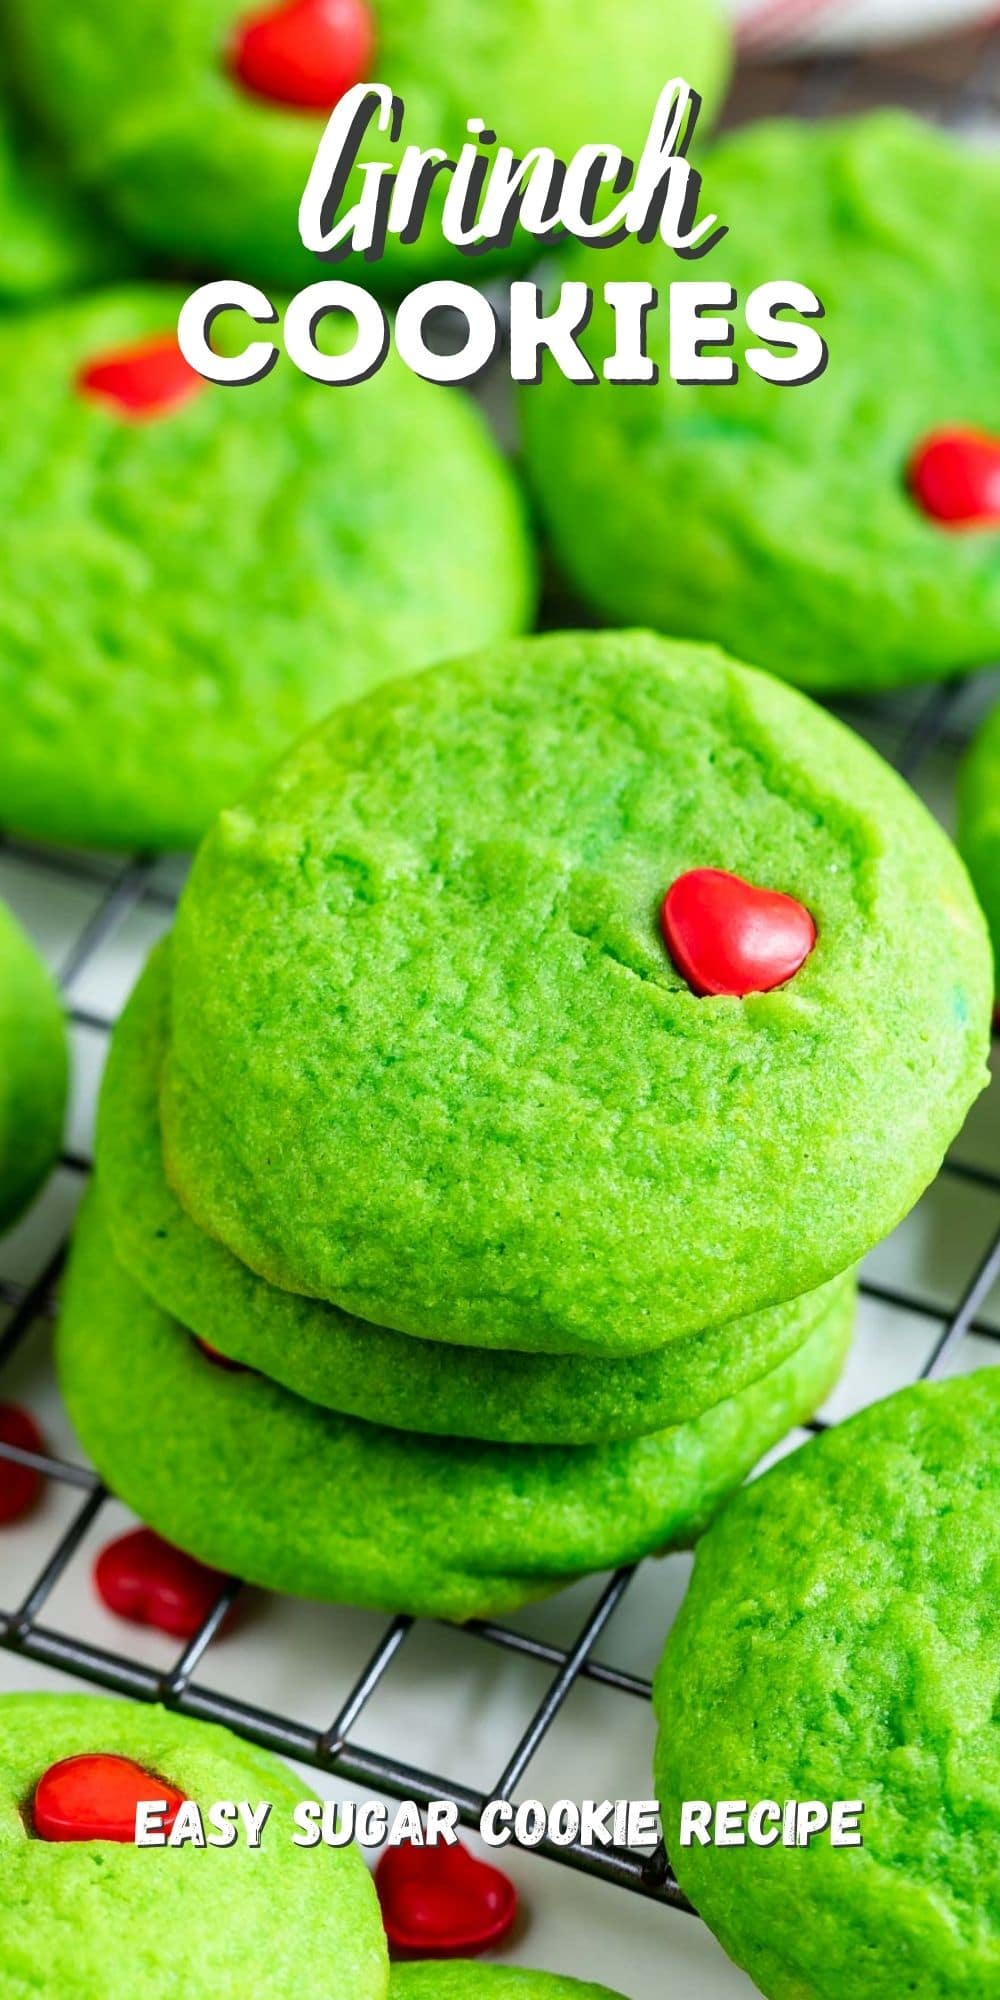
xmin=78 ymin=336 xmax=205 ymax=419
xmin=909 ymin=427 xmax=1000 ymax=528
xmin=94 ymin=1526 xmax=230 ymax=1641
xmin=375 ymin=1836 xmax=518 ymax=1957
xmin=0 ymin=1403 xmax=47 ymax=1525
xmin=32 ymin=1753 xmax=186 ymax=1843
xmin=662 ymin=868 xmax=816 ymax=998
xmin=229 ymin=0 xmax=375 ymax=110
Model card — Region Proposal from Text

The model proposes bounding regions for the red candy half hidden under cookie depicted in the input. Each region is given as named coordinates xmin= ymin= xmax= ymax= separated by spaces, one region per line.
xmin=32 ymin=1754 xmax=186 ymax=1843
xmin=229 ymin=0 xmax=375 ymax=109
xmin=662 ymin=868 xmax=816 ymax=998
xmin=910 ymin=427 xmax=1000 ymax=528
xmin=0 ymin=1403 xmax=48 ymax=1525
xmin=78 ymin=336 xmax=205 ymax=419
xmin=375 ymin=1836 xmax=518 ymax=1957
xmin=94 ymin=1526 xmax=231 ymax=1641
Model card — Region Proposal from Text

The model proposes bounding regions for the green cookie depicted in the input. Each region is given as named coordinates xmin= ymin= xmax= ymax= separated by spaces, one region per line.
xmin=0 ymin=287 xmax=533 ymax=851
xmin=0 ymin=1692 xmax=388 ymax=1998
xmin=654 ymin=1371 xmax=1000 ymax=2000
xmin=59 ymin=1186 xmax=853 ymax=1623
xmin=391 ymin=1967 xmax=628 ymax=1998
xmin=958 ymin=701 xmax=1000 ymax=990
xmin=0 ymin=902 xmax=66 ymax=1232
xmin=100 ymin=942 xmax=846 ymax=1443
xmin=162 ymin=630 xmax=990 ymax=1356
xmin=521 ymin=115 xmax=1000 ymax=694
xmin=3 ymin=0 xmax=729 ymax=290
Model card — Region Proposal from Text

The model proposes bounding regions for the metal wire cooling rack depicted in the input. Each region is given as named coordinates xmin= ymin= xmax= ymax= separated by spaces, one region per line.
xmin=1 ymin=22 xmax=999 ymax=1965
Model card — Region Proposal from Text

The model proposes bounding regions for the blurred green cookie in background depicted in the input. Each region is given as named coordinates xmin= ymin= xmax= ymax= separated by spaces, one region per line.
xmin=391 ymin=1967 xmax=630 ymax=1998
xmin=521 ymin=114 xmax=1000 ymax=693
xmin=59 ymin=1185 xmax=853 ymax=1623
xmin=0 ymin=68 xmax=129 ymax=304
xmin=0 ymin=1692 xmax=389 ymax=1998
xmin=654 ymin=1370 xmax=1000 ymax=2000
xmin=959 ymin=700 xmax=1000 ymax=991
xmin=0 ymin=287 xmax=534 ymax=851
xmin=2 ymin=0 xmax=730 ymax=290
xmin=0 ymin=902 xmax=66 ymax=1232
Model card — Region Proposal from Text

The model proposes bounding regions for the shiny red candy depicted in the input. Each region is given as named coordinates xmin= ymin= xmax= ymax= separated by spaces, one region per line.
xmin=230 ymin=0 xmax=374 ymax=110
xmin=193 ymin=1335 xmax=251 ymax=1374
xmin=375 ymin=1836 xmax=518 ymax=1958
xmin=0 ymin=1403 xmax=47 ymax=1525
xmin=909 ymin=427 xmax=1000 ymax=528
xmin=78 ymin=336 xmax=204 ymax=419
xmin=94 ymin=1526 xmax=229 ymax=1641
xmin=32 ymin=1754 xmax=186 ymax=1843
xmin=662 ymin=868 xmax=816 ymax=999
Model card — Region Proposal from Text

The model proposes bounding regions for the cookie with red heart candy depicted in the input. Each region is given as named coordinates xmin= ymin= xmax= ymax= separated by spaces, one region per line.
xmin=0 ymin=900 xmax=66 ymax=1235
xmin=3 ymin=0 xmax=729 ymax=289
xmin=0 ymin=1692 xmax=388 ymax=1998
xmin=522 ymin=112 xmax=1000 ymax=694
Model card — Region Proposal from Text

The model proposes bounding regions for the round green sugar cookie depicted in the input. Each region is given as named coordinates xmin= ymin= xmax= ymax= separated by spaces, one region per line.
xmin=521 ymin=114 xmax=1000 ymax=694
xmin=3 ymin=0 xmax=729 ymax=291
xmin=391 ymin=1967 xmax=629 ymax=1998
xmin=0 ymin=1692 xmax=388 ymax=1999
xmin=654 ymin=1370 xmax=1000 ymax=2000
xmin=162 ymin=630 xmax=990 ymax=1356
xmin=100 ymin=942 xmax=846 ymax=1443
xmin=0 ymin=286 xmax=533 ymax=852
xmin=59 ymin=1186 xmax=852 ymax=1623
xmin=0 ymin=902 xmax=66 ymax=1232
xmin=958 ymin=700 xmax=1000 ymax=990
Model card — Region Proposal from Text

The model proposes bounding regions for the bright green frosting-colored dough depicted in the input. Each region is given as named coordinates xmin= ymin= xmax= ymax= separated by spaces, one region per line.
xmin=654 ymin=1371 xmax=1000 ymax=2000
xmin=162 ymin=630 xmax=990 ymax=1355
xmin=58 ymin=1185 xmax=853 ymax=1623
xmin=0 ymin=87 xmax=127 ymax=305
xmin=958 ymin=700 xmax=1000 ymax=988
xmin=99 ymin=941 xmax=846 ymax=1442
xmin=0 ymin=1693 xmax=388 ymax=1999
xmin=2 ymin=0 xmax=730 ymax=289
xmin=0 ymin=901 xmax=66 ymax=1232
xmin=391 ymin=1967 xmax=629 ymax=1998
xmin=521 ymin=114 xmax=1000 ymax=693
xmin=0 ymin=287 xmax=534 ymax=851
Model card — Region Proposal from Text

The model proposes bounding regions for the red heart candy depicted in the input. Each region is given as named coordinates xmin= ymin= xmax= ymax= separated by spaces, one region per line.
xmin=909 ymin=427 xmax=1000 ymax=528
xmin=0 ymin=1403 xmax=47 ymax=1525
xmin=78 ymin=336 xmax=205 ymax=419
xmin=375 ymin=1836 xmax=518 ymax=1958
xmin=32 ymin=1754 xmax=186 ymax=1843
xmin=193 ymin=1335 xmax=251 ymax=1374
xmin=94 ymin=1526 xmax=230 ymax=1641
xmin=662 ymin=868 xmax=815 ymax=998
xmin=230 ymin=0 xmax=375 ymax=110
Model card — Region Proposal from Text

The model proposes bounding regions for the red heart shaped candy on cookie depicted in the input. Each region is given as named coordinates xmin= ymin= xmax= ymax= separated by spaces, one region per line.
xmin=32 ymin=1754 xmax=186 ymax=1843
xmin=375 ymin=1835 xmax=518 ymax=1957
xmin=78 ymin=336 xmax=205 ymax=419
xmin=910 ymin=427 xmax=1000 ymax=528
xmin=230 ymin=0 xmax=375 ymax=110
xmin=94 ymin=1526 xmax=231 ymax=1640
xmin=662 ymin=868 xmax=816 ymax=998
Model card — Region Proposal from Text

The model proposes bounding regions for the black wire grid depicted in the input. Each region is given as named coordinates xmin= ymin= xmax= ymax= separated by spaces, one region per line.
xmin=1 ymin=26 xmax=1000 ymax=1930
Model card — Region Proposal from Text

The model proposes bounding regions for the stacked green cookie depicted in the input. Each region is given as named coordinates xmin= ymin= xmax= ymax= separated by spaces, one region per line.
xmin=61 ymin=631 xmax=992 ymax=1621
xmin=959 ymin=701 xmax=1000 ymax=993
xmin=0 ymin=901 xmax=66 ymax=1233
